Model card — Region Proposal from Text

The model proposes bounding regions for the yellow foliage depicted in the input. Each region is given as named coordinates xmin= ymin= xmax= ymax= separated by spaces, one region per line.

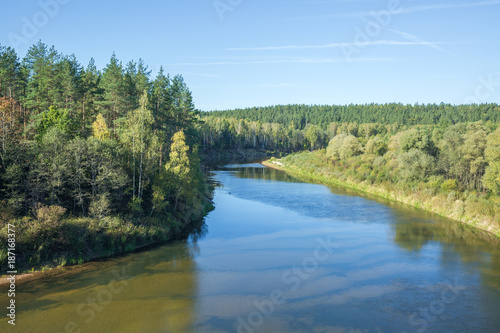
xmin=92 ymin=113 xmax=110 ymax=140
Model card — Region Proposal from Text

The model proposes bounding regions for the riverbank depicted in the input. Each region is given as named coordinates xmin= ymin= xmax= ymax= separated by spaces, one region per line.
xmin=262 ymin=153 xmax=500 ymax=238
xmin=0 ymin=198 xmax=213 ymax=277
xmin=200 ymin=148 xmax=281 ymax=165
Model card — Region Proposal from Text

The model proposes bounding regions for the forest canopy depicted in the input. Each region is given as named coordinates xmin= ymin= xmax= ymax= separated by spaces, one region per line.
xmin=205 ymin=103 xmax=500 ymax=129
xmin=0 ymin=41 xmax=212 ymax=270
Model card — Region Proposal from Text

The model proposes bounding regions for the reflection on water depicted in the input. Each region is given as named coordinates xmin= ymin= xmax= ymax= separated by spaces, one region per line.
xmin=1 ymin=240 xmax=199 ymax=332
xmin=1 ymin=164 xmax=500 ymax=332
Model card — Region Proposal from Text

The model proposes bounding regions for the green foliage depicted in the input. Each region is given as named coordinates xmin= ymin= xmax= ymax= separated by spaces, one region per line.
xmin=36 ymin=204 xmax=66 ymax=226
xmin=37 ymin=105 xmax=73 ymax=140
xmin=441 ymin=179 xmax=458 ymax=192
xmin=205 ymin=103 xmax=500 ymax=128
xmin=365 ymin=137 xmax=387 ymax=156
xmin=277 ymin=149 xmax=499 ymax=235
xmin=399 ymin=128 xmax=437 ymax=156
xmin=483 ymin=162 xmax=500 ymax=195
xmin=306 ymin=125 xmax=320 ymax=150
xmin=398 ymin=149 xmax=435 ymax=181
xmin=485 ymin=128 xmax=500 ymax=163
xmin=326 ymin=134 xmax=362 ymax=160
xmin=89 ymin=193 xmax=111 ymax=219
xmin=0 ymin=42 xmax=213 ymax=271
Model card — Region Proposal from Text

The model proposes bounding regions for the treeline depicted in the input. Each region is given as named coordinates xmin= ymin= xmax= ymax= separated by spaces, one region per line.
xmin=200 ymin=116 xmax=405 ymax=151
xmin=0 ymin=42 xmax=211 ymax=270
xmin=205 ymin=103 xmax=500 ymax=129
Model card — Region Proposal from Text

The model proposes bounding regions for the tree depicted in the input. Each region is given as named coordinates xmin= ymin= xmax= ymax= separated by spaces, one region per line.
xmin=0 ymin=45 xmax=21 ymax=99
xmin=54 ymin=54 xmax=83 ymax=123
xmin=22 ymin=42 xmax=61 ymax=114
xmin=96 ymin=53 xmax=125 ymax=134
xmin=81 ymin=58 xmax=101 ymax=133
xmin=398 ymin=149 xmax=435 ymax=181
xmin=306 ymin=125 xmax=320 ymax=150
xmin=165 ymin=130 xmax=191 ymax=211
xmin=326 ymin=134 xmax=362 ymax=160
xmin=485 ymin=127 xmax=500 ymax=164
xmin=67 ymin=137 xmax=88 ymax=215
xmin=37 ymin=105 xmax=73 ymax=140
xmin=461 ymin=129 xmax=488 ymax=190
xmin=399 ymin=128 xmax=436 ymax=156
xmin=341 ymin=135 xmax=363 ymax=159
xmin=437 ymin=124 xmax=467 ymax=183
xmin=87 ymin=137 xmax=128 ymax=213
xmin=483 ymin=162 xmax=500 ymax=195
xmin=33 ymin=127 xmax=69 ymax=206
xmin=92 ymin=113 xmax=110 ymax=141
xmin=151 ymin=66 xmax=172 ymax=165
xmin=365 ymin=137 xmax=387 ymax=156
xmin=483 ymin=127 xmax=500 ymax=194
xmin=0 ymin=97 xmax=19 ymax=159
xmin=120 ymin=92 xmax=154 ymax=203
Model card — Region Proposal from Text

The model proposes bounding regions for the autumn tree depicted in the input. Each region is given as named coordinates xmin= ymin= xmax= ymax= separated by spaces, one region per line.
xmin=92 ymin=113 xmax=110 ymax=140
xmin=165 ymin=130 xmax=191 ymax=211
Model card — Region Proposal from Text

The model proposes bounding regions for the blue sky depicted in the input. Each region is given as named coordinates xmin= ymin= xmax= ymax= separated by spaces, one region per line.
xmin=1 ymin=0 xmax=499 ymax=110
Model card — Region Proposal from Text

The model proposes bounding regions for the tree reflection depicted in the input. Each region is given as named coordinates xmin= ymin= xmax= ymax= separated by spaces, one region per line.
xmin=1 ymin=237 xmax=200 ymax=333
xmin=390 ymin=213 xmax=500 ymax=293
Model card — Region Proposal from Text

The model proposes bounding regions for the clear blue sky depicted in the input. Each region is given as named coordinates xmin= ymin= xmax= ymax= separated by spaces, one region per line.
xmin=1 ymin=0 xmax=499 ymax=110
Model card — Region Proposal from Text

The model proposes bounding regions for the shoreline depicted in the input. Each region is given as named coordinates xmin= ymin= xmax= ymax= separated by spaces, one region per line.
xmin=1 ymin=202 xmax=213 ymax=285
xmin=261 ymin=159 xmax=500 ymax=239
xmin=0 ymin=237 xmax=170 ymax=287
xmin=0 ymin=260 xmax=105 ymax=288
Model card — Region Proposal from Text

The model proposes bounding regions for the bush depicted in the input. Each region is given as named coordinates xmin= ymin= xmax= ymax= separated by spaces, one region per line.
xmin=36 ymin=204 xmax=66 ymax=227
xmin=441 ymin=179 xmax=458 ymax=192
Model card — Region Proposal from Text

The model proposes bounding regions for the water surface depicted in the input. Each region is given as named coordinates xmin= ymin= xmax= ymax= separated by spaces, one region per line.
xmin=2 ymin=163 xmax=500 ymax=332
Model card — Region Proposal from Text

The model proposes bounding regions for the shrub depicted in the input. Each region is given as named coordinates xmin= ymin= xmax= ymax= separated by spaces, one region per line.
xmin=36 ymin=204 xmax=66 ymax=227
xmin=441 ymin=179 xmax=458 ymax=192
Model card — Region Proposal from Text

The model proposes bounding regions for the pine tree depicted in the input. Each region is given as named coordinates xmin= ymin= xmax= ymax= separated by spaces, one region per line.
xmin=0 ymin=44 xmax=21 ymax=99
xmin=81 ymin=58 xmax=101 ymax=133
xmin=96 ymin=53 xmax=125 ymax=135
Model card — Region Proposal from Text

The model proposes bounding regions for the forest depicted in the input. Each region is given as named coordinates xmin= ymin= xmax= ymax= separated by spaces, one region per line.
xmin=1 ymin=40 xmax=499 ymax=272
xmin=202 ymin=108 xmax=500 ymax=235
xmin=207 ymin=103 xmax=500 ymax=128
xmin=0 ymin=42 xmax=212 ymax=271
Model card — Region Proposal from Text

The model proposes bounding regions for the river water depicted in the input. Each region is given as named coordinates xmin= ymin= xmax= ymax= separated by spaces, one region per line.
xmin=2 ymin=163 xmax=500 ymax=332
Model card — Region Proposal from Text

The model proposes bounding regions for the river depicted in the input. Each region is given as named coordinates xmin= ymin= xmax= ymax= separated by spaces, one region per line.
xmin=2 ymin=163 xmax=500 ymax=332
